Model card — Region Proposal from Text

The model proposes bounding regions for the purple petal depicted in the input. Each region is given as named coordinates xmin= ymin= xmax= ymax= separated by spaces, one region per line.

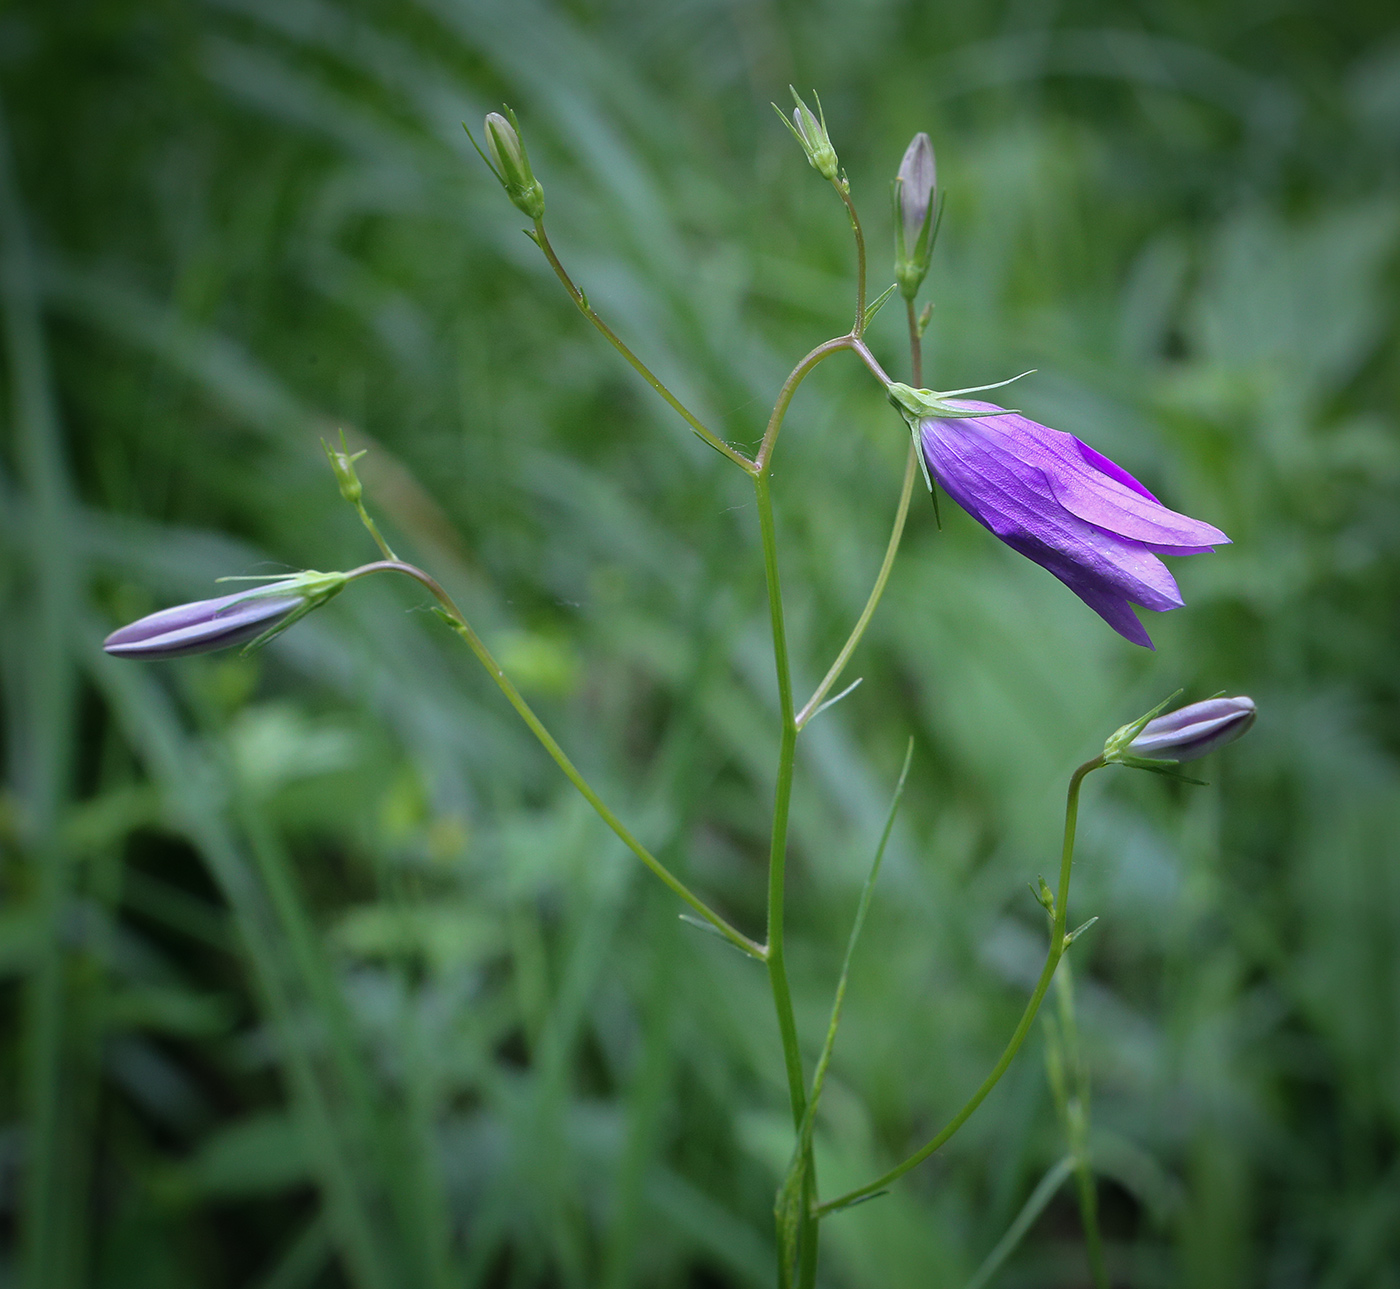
xmin=919 ymin=403 xmax=1228 ymax=647
xmin=1073 ymin=439 xmax=1161 ymax=504
xmin=1129 ymin=696 xmax=1256 ymax=761
xmin=104 ymin=590 xmax=302 ymax=660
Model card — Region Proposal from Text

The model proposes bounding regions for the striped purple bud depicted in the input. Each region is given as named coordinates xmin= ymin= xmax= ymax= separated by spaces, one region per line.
xmin=1126 ymin=696 xmax=1256 ymax=762
xmin=894 ymin=132 xmax=936 ymax=299
xmin=103 ymin=572 xmax=347 ymax=660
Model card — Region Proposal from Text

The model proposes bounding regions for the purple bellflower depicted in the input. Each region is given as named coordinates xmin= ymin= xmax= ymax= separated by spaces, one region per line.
xmin=103 ymin=571 xmax=348 ymax=660
xmin=888 ymin=382 xmax=1229 ymax=648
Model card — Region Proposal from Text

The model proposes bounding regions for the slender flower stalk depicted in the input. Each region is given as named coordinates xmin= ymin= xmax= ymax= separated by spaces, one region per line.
xmin=816 ymin=755 xmax=1104 ymax=1216
xmin=103 ymin=558 xmax=762 ymax=961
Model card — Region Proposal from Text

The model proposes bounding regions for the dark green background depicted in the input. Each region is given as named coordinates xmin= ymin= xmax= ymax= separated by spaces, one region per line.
xmin=2 ymin=0 xmax=1399 ymax=1285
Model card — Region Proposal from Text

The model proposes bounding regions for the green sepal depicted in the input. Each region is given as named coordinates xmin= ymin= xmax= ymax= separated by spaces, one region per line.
xmin=1063 ymin=916 xmax=1099 ymax=948
xmin=863 ymin=281 xmax=899 ymax=329
xmin=886 ymin=374 xmax=1035 ymax=427
xmin=774 ymin=87 xmax=839 ymax=182
xmin=227 ymin=570 xmax=350 ymax=657
xmin=1102 ymin=689 xmax=1184 ymax=762
xmin=823 ymin=1188 xmax=889 ymax=1216
xmin=1115 ymin=755 xmax=1208 ymax=786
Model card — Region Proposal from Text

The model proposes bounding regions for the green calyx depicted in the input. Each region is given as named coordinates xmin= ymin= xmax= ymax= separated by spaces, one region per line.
xmin=892 ymin=182 xmax=938 ymax=301
xmin=322 ymin=430 xmax=367 ymax=505
xmin=466 ymin=107 xmax=545 ymax=221
xmin=885 ymin=372 xmax=1035 ymax=427
xmin=775 ymin=87 xmax=840 ymax=183
xmin=214 ymin=569 xmax=351 ymax=655
xmin=1102 ymin=690 xmax=1182 ymax=763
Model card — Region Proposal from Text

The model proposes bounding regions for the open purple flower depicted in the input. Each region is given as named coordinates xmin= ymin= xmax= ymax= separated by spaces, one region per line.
xmin=890 ymin=386 xmax=1228 ymax=647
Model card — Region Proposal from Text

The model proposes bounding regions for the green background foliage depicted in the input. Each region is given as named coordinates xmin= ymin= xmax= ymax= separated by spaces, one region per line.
xmin=2 ymin=0 xmax=1399 ymax=1284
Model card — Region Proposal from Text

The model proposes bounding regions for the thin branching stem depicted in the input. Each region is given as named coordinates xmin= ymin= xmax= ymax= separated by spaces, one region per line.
xmin=344 ymin=561 xmax=764 ymax=961
xmin=755 ymin=336 xmax=854 ymax=472
xmin=753 ymin=469 xmax=821 ymax=1288
xmin=750 ymin=479 xmax=806 ymax=1115
xmin=817 ymin=757 xmax=1104 ymax=1216
xmin=530 ymin=220 xmax=755 ymax=473
xmin=796 ymin=444 xmax=916 ymax=730
xmin=835 ymin=183 xmax=868 ymax=335
xmin=794 ymin=290 xmax=927 ymax=730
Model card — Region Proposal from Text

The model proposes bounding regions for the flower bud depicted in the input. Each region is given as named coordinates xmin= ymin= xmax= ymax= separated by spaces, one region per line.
xmin=1123 ymin=696 xmax=1256 ymax=763
xmin=477 ymin=108 xmax=544 ymax=221
xmin=103 ymin=572 xmax=349 ymax=660
xmin=323 ymin=432 xmax=367 ymax=506
xmin=777 ymin=88 xmax=839 ymax=183
xmin=893 ymin=132 xmax=936 ymax=299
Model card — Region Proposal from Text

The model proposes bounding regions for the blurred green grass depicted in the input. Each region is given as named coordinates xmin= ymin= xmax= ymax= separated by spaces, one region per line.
xmin=2 ymin=0 xmax=1399 ymax=1285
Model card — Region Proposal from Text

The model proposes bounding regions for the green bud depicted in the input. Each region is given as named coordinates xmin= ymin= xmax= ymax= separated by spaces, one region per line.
xmin=776 ymin=87 xmax=839 ymax=183
xmin=470 ymin=107 xmax=545 ymax=221
xmin=322 ymin=431 xmax=367 ymax=506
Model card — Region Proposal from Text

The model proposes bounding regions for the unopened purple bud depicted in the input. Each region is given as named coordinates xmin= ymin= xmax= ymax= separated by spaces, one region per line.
xmin=103 ymin=590 xmax=303 ymax=660
xmin=103 ymin=570 xmax=349 ymax=661
xmin=1126 ymin=696 xmax=1256 ymax=762
xmin=894 ymin=132 xmax=936 ymax=298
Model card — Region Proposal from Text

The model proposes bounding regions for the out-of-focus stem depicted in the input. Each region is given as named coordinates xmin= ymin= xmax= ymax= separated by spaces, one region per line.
xmin=817 ymin=757 xmax=1105 ymax=1216
xmin=345 ymin=561 xmax=764 ymax=961
xmin=1054 ymin=963 xmax=1110 ymax=1289
xmin=530 ymin=220 xmax=755 ymax=473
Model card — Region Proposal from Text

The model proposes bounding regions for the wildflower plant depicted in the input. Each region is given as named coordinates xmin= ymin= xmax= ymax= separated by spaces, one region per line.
xmin=103 ymin=95 xmax=1252 ymax=1288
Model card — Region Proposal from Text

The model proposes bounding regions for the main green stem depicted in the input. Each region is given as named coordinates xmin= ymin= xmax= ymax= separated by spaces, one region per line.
xmin=816 ymin=757 xmax=1104 ymax=1216
xmin=531 ymin=220 xmax=755 ymax=474
xmin=753 ymin=473 xmax=807 ymax=1120
xmin=345 ymin=562 xmax=763 ymax=961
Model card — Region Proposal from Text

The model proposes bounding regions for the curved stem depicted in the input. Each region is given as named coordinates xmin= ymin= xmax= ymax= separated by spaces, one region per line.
xmin=816 ymin=757 xmax=1104 ymax=1216
xmin=796 ymin=442 xmax=916 ymax=730
xmin=345 ymin=561 xmax=764 ymax=961
xmin=848 ymin=336 xmax=893 ymax=388
xmin=755 ymin=336 xmax=853 ymax=473
xmin=531 ymin=220 xmax=755 ymax=474
xmin=835 ymin=183 xmax=867 ymax=336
